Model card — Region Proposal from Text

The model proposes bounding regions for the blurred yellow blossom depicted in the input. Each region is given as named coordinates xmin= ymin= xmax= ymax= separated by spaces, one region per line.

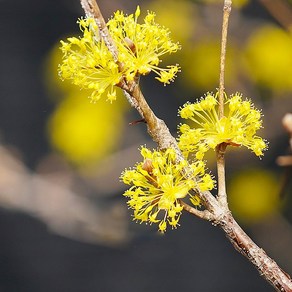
xmin=243 ymin=25 xmax=292 ymax=91
xmin=228 ymin=169 xmax=280 ymax=224
xmin=48 ymin=92 xmax=125 ymax=165
xmin=146 ymin=0 xmax=197 ymax=44
xmin=182 ymin=40 xmax=237 ymax=91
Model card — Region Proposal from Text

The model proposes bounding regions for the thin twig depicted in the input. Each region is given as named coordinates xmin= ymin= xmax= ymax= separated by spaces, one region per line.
xmin=218 ymin=0 xmax=232 ymax=118
xmin=216 ymin=143 xmax=228 ymax=207
xmin=216 ymin=0 xmax=231 ymax=208
xmin=179 ymin=200 xmax=214 ymax=221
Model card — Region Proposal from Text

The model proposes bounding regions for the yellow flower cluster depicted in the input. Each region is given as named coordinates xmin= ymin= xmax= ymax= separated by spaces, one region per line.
xmin=178 ymin=92 xmax=267 ymax=160
xmin=121 ymin=147 xmax=214 ymax=232
xmin=59 ymin=6 xmax=180 ymax=102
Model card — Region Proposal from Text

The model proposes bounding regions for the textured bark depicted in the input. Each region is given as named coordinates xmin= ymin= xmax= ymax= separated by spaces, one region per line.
xmin=220 ymin=213 xmax=292 ymax=292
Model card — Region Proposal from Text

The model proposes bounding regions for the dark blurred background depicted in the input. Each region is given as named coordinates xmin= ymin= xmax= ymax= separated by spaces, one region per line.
xmin=0 ymin=0 xmax=292 ymax=291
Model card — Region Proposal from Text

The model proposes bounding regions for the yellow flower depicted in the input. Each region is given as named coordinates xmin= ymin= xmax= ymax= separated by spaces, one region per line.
xmin=178 ymin=92 xmax=268 ymax=159
xmin=59 ymin=6 xmax=180 ymax=102
xmin=121 ymin=147 xmax=214 ymax=232
xmin=108 ymin=6 xmax=181 ymax=84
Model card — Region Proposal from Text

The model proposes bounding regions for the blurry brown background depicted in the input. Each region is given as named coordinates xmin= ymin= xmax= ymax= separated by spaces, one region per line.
xmin=0 ymin=0 xmax=292 ymax=291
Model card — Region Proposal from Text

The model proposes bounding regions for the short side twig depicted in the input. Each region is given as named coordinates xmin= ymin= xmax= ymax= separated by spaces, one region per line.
xmin=179 ymin=200 xmax=214 ymax=221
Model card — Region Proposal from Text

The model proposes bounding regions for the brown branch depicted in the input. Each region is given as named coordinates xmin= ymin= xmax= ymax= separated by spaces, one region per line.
xmin=220 ymin=213 xmax=292 ymax=291
xmin=122 ymin=82 xmax=180 ymax=152
xmin=79 ymin=1 xmax=292 ymax=290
